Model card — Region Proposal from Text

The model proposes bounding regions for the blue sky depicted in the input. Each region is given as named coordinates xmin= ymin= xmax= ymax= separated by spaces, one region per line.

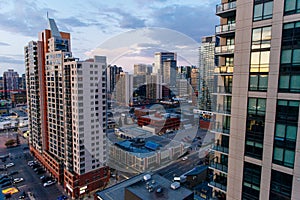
xmin=0 ymin=0 xmax=219 ymax=74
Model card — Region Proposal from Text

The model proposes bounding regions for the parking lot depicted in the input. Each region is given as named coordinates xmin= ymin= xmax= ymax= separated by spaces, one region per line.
xmin=0 ymin=132 xmax=67 ymax=200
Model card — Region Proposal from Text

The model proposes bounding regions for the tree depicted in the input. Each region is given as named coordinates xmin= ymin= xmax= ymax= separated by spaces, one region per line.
xmin=5 ymin=139 xmax=16 ymax=148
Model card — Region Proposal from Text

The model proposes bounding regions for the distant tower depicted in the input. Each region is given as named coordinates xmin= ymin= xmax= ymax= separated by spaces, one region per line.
xmin=3 ymin=69 xmax=19 ymax=99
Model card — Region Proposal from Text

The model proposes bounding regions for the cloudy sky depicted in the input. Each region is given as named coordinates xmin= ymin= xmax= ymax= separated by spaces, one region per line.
xmin=0 ymin=0 xmax=219 ymax=75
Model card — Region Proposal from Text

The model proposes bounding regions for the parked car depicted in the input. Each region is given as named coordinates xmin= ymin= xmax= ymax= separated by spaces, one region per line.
xmin=9 ymin=171 xmax=18 ymax=176
xmin=0 ymin=175 xmax=8 ymax=181
xmin=57 ymin=195 xmax=68 ymax=200
xmin=5 ymin=163 xmax=14 ymax=168
xmin=18 ymin=191 xmax=27 ymax=199
xmin=40 ymin=176 xmax=53 ymax=183
xmin=36 ymin=169 xmax=45 ymax=174
xmin=33 ymin=167 xmax=42 ymax=172
xmin=182 ymin=156 xmax=188 ymax=161
xmin=1 ymin=181 xmax=12 ymax=188
xmin=0 ymin=177 xmax=10 ymax=184
xmin=13 ymin=178 xmax=24 ymax=183
xmin=43 ymin=180 xmax=56 ymax=187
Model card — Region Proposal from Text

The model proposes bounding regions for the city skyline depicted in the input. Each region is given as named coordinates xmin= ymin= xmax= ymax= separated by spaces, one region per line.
xmin=0 ymin=0 xmax=219 ymax=75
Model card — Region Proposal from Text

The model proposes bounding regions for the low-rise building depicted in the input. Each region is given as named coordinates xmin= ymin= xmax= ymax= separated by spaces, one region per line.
xmin=95 ymin=173 xmax=194 ymax=200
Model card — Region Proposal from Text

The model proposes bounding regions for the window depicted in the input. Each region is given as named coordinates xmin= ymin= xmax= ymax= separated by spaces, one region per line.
xmin=249 ymin=26 xmax=271 ymax=91
xmin=245 ymin=98 xmax=266 ymax=159
xmin=252 ymin=26 xmax=272 ymax=50
xmin=253 ymin=0 xmax=273 ymax=21
xmin=284 ymin=0 xmax=300 ymax=15
xmin=250 ymin=51 xmax=270 ymax=73
xmin=249 ymin=74 xmax=268 ymax=91
xmin=270 ymin=170 xmax=293 ymax=200
xmin=273 ymin=100 xmax=299 ymax=168
xmin=242 ymin=162 xmax=261 ymax=200
xmin=279 ymin=21 xmax=300 ymax=93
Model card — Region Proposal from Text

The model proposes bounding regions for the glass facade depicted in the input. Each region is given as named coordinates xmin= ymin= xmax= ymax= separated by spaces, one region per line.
xmin=253 ymin=0 xmax=273 ymax=21
xmin=245 ymin=98 xmax=266 ymax=159
xmin=270 ymin=170 xmax=293 ymax=199
xmin=273 ymin=100 xmax=299 ymax=168
xmin=279 ymin=21 xmax=300 ymax=93
xmin=242 ymin=162 xmax=261 ymax=200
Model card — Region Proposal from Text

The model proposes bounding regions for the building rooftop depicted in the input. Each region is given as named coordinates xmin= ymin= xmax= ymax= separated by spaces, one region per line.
xmin=185 ymin=165 xmax=208 ymax=176
xmin=95 ymin=173 xmax=194 ymax=200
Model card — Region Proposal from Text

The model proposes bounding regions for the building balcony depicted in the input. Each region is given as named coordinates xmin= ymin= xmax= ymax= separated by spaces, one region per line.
xmin=211 ymin=144 xmax=229 ymax=154
xmin=215 ymin=23 xmax=236 ymax=36
xmin=209 ymin=180 xmax=227 ymax=192
xmin=213 ymin=104 xmax=231 ymax=115
xmin=209 ymin=123 xmax=230 ymax=135
xmin=209 ymin=161 xmax=228 ymax=173
xmin=215 ymin=45 xmax=234 ymax=55
xmin=216 ymin=1 xmax=236 ymax=18
xmin=215 ymin=66 xmax=234 ymax=75
xmin=212 ymin=86 xmax=232 ymax=95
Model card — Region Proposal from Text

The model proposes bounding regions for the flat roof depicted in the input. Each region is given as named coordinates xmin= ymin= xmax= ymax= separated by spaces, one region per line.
xmin=95 ymin=173 xmax=193 ymax=200
xmin=126 ymin=174 xmax=193 ymax=200
xmin=118 ymin=127 xmax=154 ymax=138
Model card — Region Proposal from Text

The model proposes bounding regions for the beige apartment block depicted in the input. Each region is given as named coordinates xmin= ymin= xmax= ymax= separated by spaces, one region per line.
xmin=211 ymin=0 xmax=300 ymax=199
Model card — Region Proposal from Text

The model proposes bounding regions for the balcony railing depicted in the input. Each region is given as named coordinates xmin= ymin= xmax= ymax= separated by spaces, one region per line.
xmin=212 ymin=144 xmax=229 ymax=154
xmin=215 ymin=23 xmax=236 ymax=35
xmin=209 ymin=161 xmax=228 ymax=173
xmin=210 ymin=123 xmax=230 ymax=135
xmin=216 ymin=66 xmax=234 ymax=74
xmin=214 ymin=104 xmax=231 ymax=115
xmin=216 ymin=1 xmax=236 ymax=15
xmin=215 ymin=45 xmax=235 ymax=55
xmin=213 ymin=86 xmax=232 ymax=94
xmin=209 ymin=180 xmax=227 ymax=192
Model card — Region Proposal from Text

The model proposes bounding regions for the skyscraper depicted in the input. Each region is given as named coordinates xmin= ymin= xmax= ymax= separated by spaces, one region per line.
xmin=25 ymin=18 xmax=109 ymax=199
xmin=163 ymin=59 xmax=177 ymax=87
xmin=210 ymin=0 xmax=300 ymax=199
xmin=199 ymin=36 xmax=218 ymax=111
xmin=106 ymin=64 xmax=123 ymax=94
xmin=154 ymin=52 xmax=177 ymax=82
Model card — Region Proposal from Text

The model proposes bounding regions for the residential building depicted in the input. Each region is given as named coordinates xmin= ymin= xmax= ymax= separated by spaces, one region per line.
xmin=25 ymin=18 xmax=109 ymax=199
xmin=3 ymin=69 xmax=19 ymax=99
xmin=199 ymin=36 xmax=218 ymax=111
xmin=115 ymin=72 xmax=133 ymax=106
xmin=210 ymin=1 xmax=300 ymax=200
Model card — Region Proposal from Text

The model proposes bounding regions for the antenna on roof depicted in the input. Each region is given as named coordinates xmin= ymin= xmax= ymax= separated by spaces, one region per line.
xmin=47 ymin=11 xmax=49 ymax=19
